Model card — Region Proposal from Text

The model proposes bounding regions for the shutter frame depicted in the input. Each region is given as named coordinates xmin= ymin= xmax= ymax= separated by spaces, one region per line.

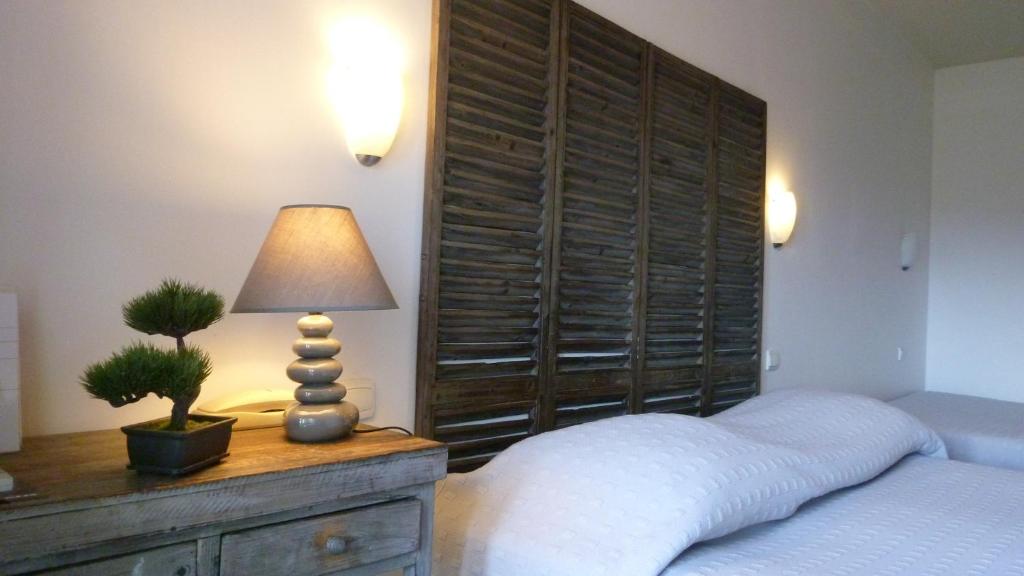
xmin=645 ymin=47 xmax=716 ymax=416
xmin=706 ymin=81 xmax=766 ymax=413
xmin=417 ymin=0 xmax=559 ymax=471
xmin=548 ymin=2 xmax=645 ymax=428
xmin=419 ymin=0 xmax=766 ymax=470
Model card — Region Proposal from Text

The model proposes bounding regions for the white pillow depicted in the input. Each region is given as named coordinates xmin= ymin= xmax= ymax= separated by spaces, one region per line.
xmin=434 ymin=389 xmax=945 ymax=576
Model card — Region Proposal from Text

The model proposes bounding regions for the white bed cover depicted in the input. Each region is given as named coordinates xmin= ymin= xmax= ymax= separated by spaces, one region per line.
xmin=664 ymin=455 xmax=1024 ymax=576
xmin=890 ymin=391 xmax=1024 ymax=470
xmin=434 ymin=390 xmax=952 ymax=576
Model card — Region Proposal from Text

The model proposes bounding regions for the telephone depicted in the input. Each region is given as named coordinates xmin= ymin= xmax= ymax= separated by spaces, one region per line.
xmin=195 ymin=378 xmax=376 ymax=431
xmin=194 ymin=388 xmax=293 ymax=430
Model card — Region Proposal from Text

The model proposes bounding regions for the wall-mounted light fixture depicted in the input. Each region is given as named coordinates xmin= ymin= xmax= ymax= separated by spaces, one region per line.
xmin=767 ymin=182 xmax=797 ymax=249
xmin=326 ymin=18 xmax=404 ymax=167
xmin=900 ymin=232 xmax=918 ymax=271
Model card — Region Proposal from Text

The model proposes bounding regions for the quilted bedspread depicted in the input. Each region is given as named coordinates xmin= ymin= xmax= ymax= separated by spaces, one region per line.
xmin=433 ymin=390 xmax=947 ymax=576
xmin=889 ymin=391 xmax=1024 ymax=470
xmin=665 ymin=455 xmax=1024 ymax=575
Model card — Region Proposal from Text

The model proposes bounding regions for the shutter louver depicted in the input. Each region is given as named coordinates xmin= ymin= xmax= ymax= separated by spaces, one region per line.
xmin=641 ymin=49 xmax=714 ymax=416
xmin=549 ymin=4 xmax=644 ymax=424
xmin=421 ymin=0 xmax=557 ymax=470
xmin=707 ymin=83 xmax=766 ymax=413
xmin=419 ymin=0 xmax=765 ymax=470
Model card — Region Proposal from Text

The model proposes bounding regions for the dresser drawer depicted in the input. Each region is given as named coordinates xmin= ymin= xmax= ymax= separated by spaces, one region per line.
xmin=220 ymin=499 xmax=421 ymax=575
xmin=40 ymin=542 xmax=197 ymax=576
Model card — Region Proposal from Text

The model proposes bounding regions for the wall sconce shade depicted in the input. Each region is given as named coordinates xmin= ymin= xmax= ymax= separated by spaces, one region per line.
xmin=232 ymin=205 xmax=397 ymax=313
xmin=326 ymin=17 xmax=404 ymax=167
xmin=339 ymin=68 xmax=403 ymax=167
xmin=768 ymin=187 xmax=798 ymax=248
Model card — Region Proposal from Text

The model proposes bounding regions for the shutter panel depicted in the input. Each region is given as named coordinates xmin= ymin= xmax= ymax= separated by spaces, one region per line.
xmin=548 ymin=3 xmax=645 ymax=428
xmin=706 ymin=83 xmax=766 ymax=413
xmin=641 ymin=48 xmax=714 ymax=415
xmin=419 ymin=0 xmax=766 ymax=469
xmin=419 ymin=0 xmax=558 ymax=471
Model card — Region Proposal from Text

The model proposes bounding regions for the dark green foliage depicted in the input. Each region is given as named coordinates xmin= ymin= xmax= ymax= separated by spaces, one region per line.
xmin=82 ymin=279 xmax=223 ymax=431
xmin=81 ymin=343 xmax=212 ymax=430
xmin=123 ymin=279 xmax=224 ymax=346
xmin=81 ymin=343 xmax=211 ymax=407
xmin=82 ymin=343 xmax=169 ymax=407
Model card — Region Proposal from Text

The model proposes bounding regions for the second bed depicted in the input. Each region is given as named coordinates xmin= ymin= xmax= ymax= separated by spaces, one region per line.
xmin=890 ymin=390 xmax=1024 ymax=470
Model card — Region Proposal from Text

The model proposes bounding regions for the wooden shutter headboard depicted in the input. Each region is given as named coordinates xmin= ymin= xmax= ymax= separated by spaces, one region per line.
xmin=417 ymin=0 xmax=765 ymax=472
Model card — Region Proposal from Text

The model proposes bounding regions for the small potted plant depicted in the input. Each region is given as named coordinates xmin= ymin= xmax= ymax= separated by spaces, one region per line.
xmin=81 ymin=279 xmax=236 ymax=475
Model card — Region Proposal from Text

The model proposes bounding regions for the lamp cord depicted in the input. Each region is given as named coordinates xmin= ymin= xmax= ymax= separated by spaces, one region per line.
xmin=353 ymin=426 xmax=413 ymax=436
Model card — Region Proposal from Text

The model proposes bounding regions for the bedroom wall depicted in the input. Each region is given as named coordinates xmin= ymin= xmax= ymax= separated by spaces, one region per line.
xmin=0 ymin=0 xmax=933 ymax=436
xmin=925 ymin=56 xmax=1024 ymax=402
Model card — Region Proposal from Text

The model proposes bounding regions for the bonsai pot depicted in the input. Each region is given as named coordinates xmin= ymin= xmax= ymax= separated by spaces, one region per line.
xmin=121 ymin=414 xmax=238 ymax=476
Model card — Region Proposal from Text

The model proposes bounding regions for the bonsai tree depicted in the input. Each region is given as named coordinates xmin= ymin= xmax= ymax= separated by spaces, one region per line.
xmin=81 ymin=279 xmax=225 ymax=431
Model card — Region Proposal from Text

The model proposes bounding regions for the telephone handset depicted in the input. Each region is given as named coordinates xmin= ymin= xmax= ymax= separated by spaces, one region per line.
xmin=194 ymin=388 xmax=294 ymax=430
xmin=195 ymin=378 xmax=376 ymax=431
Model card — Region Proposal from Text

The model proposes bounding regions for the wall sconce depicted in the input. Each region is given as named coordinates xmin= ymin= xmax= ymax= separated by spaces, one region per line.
xmin=767 ymin=184 xmax=797 ymax=248
xmin=900 ymin=232 xmax=918 ymax=271
xmin=327 ymin=18 xmax=404 ymax=167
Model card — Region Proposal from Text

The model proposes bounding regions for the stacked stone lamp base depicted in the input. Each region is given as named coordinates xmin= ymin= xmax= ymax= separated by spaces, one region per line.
xmin=230 ymin=205 xmax=399 ymax=442
xmin=284 ymin=313 xmax=360 ymax=442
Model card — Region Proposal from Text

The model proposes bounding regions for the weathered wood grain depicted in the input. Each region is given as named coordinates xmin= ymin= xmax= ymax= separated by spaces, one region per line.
xmin=220 ymin=499 xmax=420 ymax=575
xmin=552 ymin=4 xmax=643 ymax=411
xmin=418 ymin=0 xmax=556 ymax=468
xmin=417 ymin=0 xmax=766 ymax=469
xmin=37 ymin=542 xmax=196 ymax=576
xmin=0 ymin=427 xmax=446 ymax=575
xmin=416 ymin=0 xmax=450 ymax=442
xmin=196 ymin=535 xmax=219 ymax=576
xmin=644 ymin=47 xmax=714 ymax=417
xmin=708 ymin=81 xmax=765 ymax=413
xmin=0 ymin=427 xmax=440 ymax=512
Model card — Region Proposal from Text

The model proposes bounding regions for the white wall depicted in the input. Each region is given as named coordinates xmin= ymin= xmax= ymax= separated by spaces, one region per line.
xmin=926 ymin=56 xmax=1024 ymax=402
xmin=578 ymin=0 xmax=934 ymax=401
xmin=0 ymin=0 xmax=933 ymax=436
xmin=0 ymin=0 xmax=433 ymax=435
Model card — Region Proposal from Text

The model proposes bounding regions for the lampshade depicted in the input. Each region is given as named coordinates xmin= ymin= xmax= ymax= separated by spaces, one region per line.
xmin=232 ymin=205 xmax=397 ymax=313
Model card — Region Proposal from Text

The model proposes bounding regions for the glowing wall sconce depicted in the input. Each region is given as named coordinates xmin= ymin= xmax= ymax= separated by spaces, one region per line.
xmin=767 ymin=182 xmax=797 ymax=248
xmin=326 ymin=18 xmax=405 ymax=167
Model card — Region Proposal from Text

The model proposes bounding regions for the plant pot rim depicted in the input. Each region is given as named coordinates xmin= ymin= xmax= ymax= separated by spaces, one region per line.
xmin=121 ymin=414 xmax=237 ymax=438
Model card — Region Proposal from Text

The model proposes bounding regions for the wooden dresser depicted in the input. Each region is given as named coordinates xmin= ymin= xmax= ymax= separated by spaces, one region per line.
xmin=0 ymin=426 xmax=446 ymax=575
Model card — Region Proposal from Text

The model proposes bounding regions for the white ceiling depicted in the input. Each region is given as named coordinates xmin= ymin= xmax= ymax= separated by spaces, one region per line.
xmin=872 ymin=0 xmax=1024 ymax=68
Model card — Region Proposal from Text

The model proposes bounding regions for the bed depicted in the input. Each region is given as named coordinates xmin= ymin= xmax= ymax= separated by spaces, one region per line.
xmin=664 ymin=456 xmax=1024 ymax=575
xmin=433 ymin=390 xmax=1024 ymax=576
xmin=889 ymin=390 xmax=1024 ymax=470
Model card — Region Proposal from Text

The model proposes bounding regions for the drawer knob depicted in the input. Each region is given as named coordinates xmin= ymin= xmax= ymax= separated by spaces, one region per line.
xmin=325 ymin=536 xmax=348 ymax=555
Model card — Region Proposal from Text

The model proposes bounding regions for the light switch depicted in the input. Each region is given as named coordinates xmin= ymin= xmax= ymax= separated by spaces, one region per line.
xmin=0 ymin=293 xmax=18 ymax=454
xmin=0 ymin=388 xmax=20 ymax=453
xmin=765 ymin=349 xmax=780 ymax=371
xmin=897 ymin=347 xmax=904 ymax=361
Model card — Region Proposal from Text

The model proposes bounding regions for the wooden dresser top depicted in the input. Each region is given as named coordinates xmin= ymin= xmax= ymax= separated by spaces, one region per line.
xmin=0 ymin=426 xmax=445 ymax=515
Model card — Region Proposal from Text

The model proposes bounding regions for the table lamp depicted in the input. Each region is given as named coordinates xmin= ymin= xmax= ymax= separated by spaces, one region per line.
xmin=232 ymin=205 xmax=397 ymax=442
